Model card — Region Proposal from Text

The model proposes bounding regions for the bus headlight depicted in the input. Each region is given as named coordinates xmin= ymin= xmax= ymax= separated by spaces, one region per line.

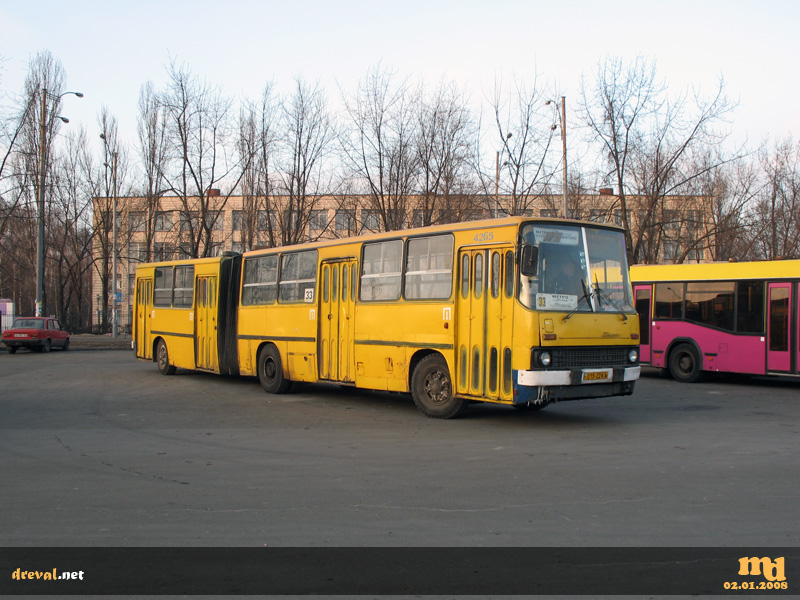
xmin=628 ymin=349 xmax=638 ymax=363
xmin=540 ymin=351 xmax=552 ymax=367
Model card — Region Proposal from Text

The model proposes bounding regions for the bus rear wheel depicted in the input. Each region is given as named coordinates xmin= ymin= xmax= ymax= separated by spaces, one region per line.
xmin=157 ymin=339 xmax=177 ymax=375
xmin=411 ymin=354 xmax=467 ymax=419
xmin=668 ymin=343 xmax=704 ymax=383
xmin=258 ymin=345 xmax=290 ymax=394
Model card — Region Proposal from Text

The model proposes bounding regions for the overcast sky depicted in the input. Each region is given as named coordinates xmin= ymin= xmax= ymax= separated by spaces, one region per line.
xmin=2 ymin=0 xmax=797 ymax=157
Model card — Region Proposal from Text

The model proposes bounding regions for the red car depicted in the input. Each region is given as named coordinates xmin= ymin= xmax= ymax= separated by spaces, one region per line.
xmin=2 ymin=317 xmax=70 ymax=353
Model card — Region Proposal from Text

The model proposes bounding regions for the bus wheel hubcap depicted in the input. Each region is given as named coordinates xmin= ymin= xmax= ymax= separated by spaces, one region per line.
xmin=425 ymin=371 xmax=449 ymax=404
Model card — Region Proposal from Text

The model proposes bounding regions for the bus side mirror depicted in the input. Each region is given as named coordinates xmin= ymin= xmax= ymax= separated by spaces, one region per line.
xmin=521 ymin=245 xmax=538 ymax=277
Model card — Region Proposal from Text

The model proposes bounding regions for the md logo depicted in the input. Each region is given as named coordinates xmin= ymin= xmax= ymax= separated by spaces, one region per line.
xmin=738 ymin=557 xmax=786 ymax=582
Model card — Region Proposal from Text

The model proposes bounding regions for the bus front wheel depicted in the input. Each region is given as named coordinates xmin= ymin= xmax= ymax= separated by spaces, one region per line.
xmin=668 ymin=343 xmax=704 ymax=383
xmin=157 ymin=339 xmax=177 ymax=375
xmin=411 ymin=354 xmax=467 ymax=419
xmin=258 ymin=345 xmax=290 ymax=394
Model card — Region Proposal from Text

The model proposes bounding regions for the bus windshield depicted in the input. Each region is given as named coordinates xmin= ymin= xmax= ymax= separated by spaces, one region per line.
xmin=519 ymin=223 xmax=634 ymax=314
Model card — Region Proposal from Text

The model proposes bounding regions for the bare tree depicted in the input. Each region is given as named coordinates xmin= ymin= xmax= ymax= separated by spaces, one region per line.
xmin=482 ymin=74 xmax=559 ymax=217
xmin=50 ymin=128 xmax=95 ymax=329
xmin=273 ymin=77 xmax=337 ymax=244
xmin=134 ymin=80 xmax=169 ymax=262
xmin=340 ymin=64 xmax=419 ymax=232
xmin=680 ymin=149 xmax=760 ymax=261
xmin=415 ymin=80 xmax=479 ymax=225
xmin=752 ymin=137 xmax=800 ymax=259
xmin=159 ymin=61 xmax=245 ymax=258
xmin=238 ymin=82 xmax=282 ymax=249
xmin=92 ymin=107 xmax=125 ymax=332
xmin=579 ymin=55 xmax=735 ymax=263
xmin=11 ymin=51 xmax=68 ymax=314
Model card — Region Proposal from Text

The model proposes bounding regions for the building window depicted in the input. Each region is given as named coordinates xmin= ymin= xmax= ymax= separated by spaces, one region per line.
xmin=663 ymin=240 xmax=679 ymax=261
xmin=206 ymin=210 xmax=224 ymax=231
xmin=232 ymin=210 xmax=244 ymax=232
xmin=153 ymin=242 xmax=174 ymax=262
xmin=362 ymin=209 xmax=381 ymax=232
xmin=129 ymin=242 xmax=147 ymax=264
xmin=257 ymin=210 xmax=277 ymax=232
xmin=180 ymin=211 xmax=199 ymax=232
xmin=283 ymin=210 xmax=302 ymax=232
xmin=309 ymin=210 xmax=329 ymax=231
xmin=129 ymin=211 xmax=146 ymax=232
xmin=335 ymin=210 xmax=355 ymax=234
xmin=686 ymin=210 xmax=702 ymax=231
xmin=663 ymin=210 xmax=680 ymax=230
xmin=155 ymin=211 xmax=173 ymax=232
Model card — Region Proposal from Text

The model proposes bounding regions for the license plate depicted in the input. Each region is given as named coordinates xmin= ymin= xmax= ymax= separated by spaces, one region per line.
xmin=582 ymin=369 xmax=611 ymax=383
xmin=14 ymin=334 xmax=27 ymax=338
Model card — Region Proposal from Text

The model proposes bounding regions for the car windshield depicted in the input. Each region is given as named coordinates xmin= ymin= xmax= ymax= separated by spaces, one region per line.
xmin=14 ymin=319 xmax=44 ymax=329
xmin=519 ymin=223 xmax=635 ymax=314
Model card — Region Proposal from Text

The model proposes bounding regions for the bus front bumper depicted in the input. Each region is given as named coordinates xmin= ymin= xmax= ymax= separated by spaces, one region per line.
xmin=513 ymin=366 xmax=640 ymax=404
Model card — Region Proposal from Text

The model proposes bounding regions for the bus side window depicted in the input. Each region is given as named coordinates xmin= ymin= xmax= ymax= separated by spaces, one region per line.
xmin=279 ymin=250 xmax=318 ymax=303
xmin=736 ymin=281 xmax=764 ymax=333
xmin=361 ymin=241 xmax=402 ymax=301
xmin=154 ymin=267 xmax=173 ymax=307
xmin=173 ymin=265 xmax=195 ymax=308
xmin=655 ymin=283 xmax=684 ymax=319
xmin=504 ymin=251 xmax=515 ymax=298
xmin=242 ymin=255 xmax=278 ymax=305
xmin=404 ymin=234 xmax=454 ymax=300
xmin=461 ymin=254 xmax=470 ymax=299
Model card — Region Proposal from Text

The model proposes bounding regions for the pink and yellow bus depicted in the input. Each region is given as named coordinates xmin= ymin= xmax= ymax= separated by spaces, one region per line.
xmin=630 ymin=259 xmax=800 ymax=382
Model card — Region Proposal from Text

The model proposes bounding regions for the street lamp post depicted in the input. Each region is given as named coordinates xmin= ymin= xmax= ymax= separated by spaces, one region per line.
xmin=495 ymin=132 xmax=512 ymax=218
xmin=36 ymin=87 xmax=83 ymax=317
xmin=547 ymin=96 xmax=568 ymax=219
xmin=100 ymin=134 xmax=119 ymax=338
xmin=111 ymin=151 xmax=118 ymax=338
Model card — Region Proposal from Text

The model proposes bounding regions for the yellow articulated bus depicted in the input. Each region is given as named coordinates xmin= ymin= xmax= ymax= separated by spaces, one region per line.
xmin=133 ymin=217 xmax=640 ymax=418
xmin=133 ymin=254 xmax=242 ymax=377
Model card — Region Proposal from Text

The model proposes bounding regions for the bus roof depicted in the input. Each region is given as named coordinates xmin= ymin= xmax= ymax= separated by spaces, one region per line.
xmin=242 ymin=216 xmax=626 ymax=258
xmin=134 ymin=255 xmax=233 ymax=271
xmin=630 ymin=259 xmax=800 ymax=282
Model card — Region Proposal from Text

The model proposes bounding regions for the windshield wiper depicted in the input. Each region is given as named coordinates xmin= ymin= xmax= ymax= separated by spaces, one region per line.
xmin=593 ymin=276 xmax=628 ymax=322
xmin=562 ymin=279 xmax=594 ymax=321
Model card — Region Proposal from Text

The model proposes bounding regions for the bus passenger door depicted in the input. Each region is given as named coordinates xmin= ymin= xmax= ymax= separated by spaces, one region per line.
xmin=767 ymin=282 xmax=791 ymax=372
xmin=634 ymin=285 xmax=652 ymax=363
xmin=456 ymin=247 xmax=514 ymax=401
xmin=319 ymin=260 xmax=356 ymax=382
xmin=195 ymin=275 xmax=219 ymax=372
xmin=135 ymin=278 xmax=153 ymax=359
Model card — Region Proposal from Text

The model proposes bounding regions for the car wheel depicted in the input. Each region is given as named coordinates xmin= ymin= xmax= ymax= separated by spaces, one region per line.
xmin=410 ymin=354 xmax=467 ymax=419
xmin=668 ymin=343 xmax=704 ymax=383
xmin=8 ymin=346 xmax=17 ymax=354
xmin=157 ymin=339 xmax=177 ymax=375
xmin=257 ymin=344 xmax=290 ymax=394
xmin=63 ymin=338 xmax=70 ymax=351
xmin=42 ymin=339 xmax=51 ymax=353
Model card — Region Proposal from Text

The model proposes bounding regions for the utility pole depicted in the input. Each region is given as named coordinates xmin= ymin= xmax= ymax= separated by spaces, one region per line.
xmin=112 ymin=151 xmax=118 ymax=338
xmin=36 ymin=88 xmax=47 ymax=317
xmin=560 ymin=96 xmax=568 ymax=219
